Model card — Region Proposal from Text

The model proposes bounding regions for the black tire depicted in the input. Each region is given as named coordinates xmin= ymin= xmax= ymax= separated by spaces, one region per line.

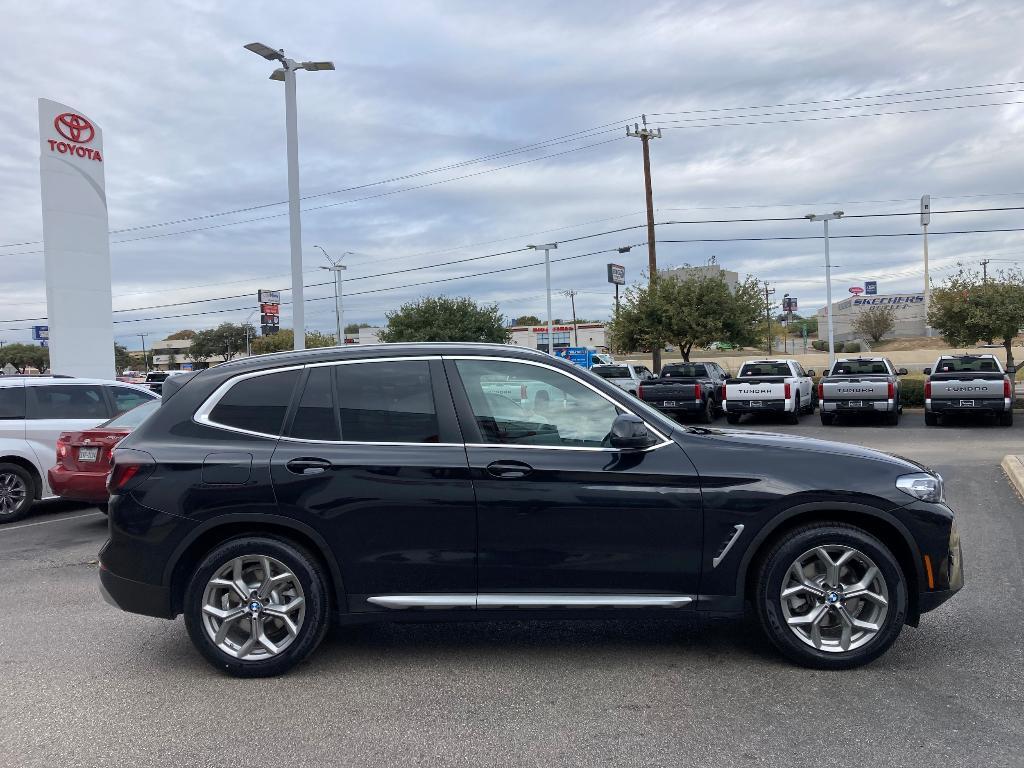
xmin=999 ymin=410 xmax=1014 ymax=426
xmin=786 ymin=405 xmax=800 ymax=425
xmin=726 ymin=412 xmax=741 ymax=425
xmin=884 ymin=410 xmax=900 ymax=426
xmin=754 ymin=522 xmax=908 ymax=669
xmin=184 ymin=536 xmax=330 ymax=678
xmin=820 ymin=412 xmax=834 ymax=426
xmin=924 ymin=411 xmax=938 ymax=426
xmin=0 ymin=462 xmax=35 ymax=524
xmin=96 ymin=501 xmax=109 ymax=515
xmin=697 ymin=398 xmax=713 ymax=424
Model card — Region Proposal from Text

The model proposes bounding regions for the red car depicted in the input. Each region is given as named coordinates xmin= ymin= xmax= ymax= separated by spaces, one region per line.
xmin=48 ymin=400 xmax=159 ymax=509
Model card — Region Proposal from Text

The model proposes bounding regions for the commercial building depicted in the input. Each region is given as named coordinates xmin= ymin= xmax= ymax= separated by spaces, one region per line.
xmin=815 ymin=293 xmax=927 ymax=341
xmin=150 ymin=338 xmax=229 ymax=370
xmin=507 ymin=323 xmax=608 ymax=351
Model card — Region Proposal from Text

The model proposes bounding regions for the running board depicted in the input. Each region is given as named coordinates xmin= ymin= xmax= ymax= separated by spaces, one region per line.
xmin=367 ymin=594 xmax=693 ymax=610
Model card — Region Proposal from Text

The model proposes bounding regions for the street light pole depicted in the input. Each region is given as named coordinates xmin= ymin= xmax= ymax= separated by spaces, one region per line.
xmin=244 ymin=309 xmax=257 ymax=357
xmin=805 ymin=211 xmax=844 ymax=367
xmin=316 ymin=245 xmax=347 ymax=345
xmin=244 ymin=42 xmax=335 ymax=352
xmin=921 ymin=194 xmax=931 ymax=336
xmin=529 ymin=243 xmax=558 ymax=355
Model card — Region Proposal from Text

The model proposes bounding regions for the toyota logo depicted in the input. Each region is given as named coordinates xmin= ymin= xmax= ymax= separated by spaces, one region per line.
xmin=54 ymin=112 xmax=95 ymax=144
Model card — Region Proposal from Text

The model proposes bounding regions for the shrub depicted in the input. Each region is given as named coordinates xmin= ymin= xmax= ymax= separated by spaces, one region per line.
xmin=811 ymin=340 xmax=826 ymax=351
xmin=833 ymin=342 xmax=845 ymax=353
xmin=844 ymin=341 xmax=861 ymax=353
xmin=899 ymin=377 xmax=926 ymax=408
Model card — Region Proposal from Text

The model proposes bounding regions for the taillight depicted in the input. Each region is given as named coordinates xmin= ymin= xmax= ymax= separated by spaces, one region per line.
xmin=817 ymin=381 xmax=824 ymax=400
xmin=1005 ymin=377 xmax=1012 ymax=398
xmin=784 ymin=382 xmax=792 ymax=400
xmin=56 ymin=434 xmax=70 ymax=462
xmin=887 ymin=381 xmax=895 ymax=400
xmin=694 ymin=383 xmax=702 ymax=400
xmin=925 ymin=380 xmax=931 ymax=399
xmin=106 ymin=449 xmax=155 ymax=494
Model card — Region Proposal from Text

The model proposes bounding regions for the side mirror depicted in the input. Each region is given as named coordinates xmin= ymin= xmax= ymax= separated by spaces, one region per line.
xmin=897 ymin=368 xmax=908 ymax=376
xmin=923 ymin=367 xmax=932 ymax=375
xmin=807 ymin=369 xmax=815 ymax=377
xmin=609 ymin=414 xmax=653 ymax=450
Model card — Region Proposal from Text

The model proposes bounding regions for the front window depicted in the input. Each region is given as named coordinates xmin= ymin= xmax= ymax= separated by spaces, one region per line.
xmin=455 ymin=359 xmax=621 ymax=448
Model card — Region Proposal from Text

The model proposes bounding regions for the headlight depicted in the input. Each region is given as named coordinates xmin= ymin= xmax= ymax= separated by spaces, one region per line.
xmin=896 ymin=472 xmax=944 ymax=503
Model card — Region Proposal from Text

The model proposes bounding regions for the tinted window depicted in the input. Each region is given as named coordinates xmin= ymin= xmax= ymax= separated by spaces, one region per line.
xmin=830 ymin=360 xmax=891 ymax=375
xmin=102 ymin=399 xmax=159 ymax=429
xmin=935 ymin=357 xmax=1000 ymax=373
xmin=110 ymin=386 xmax=156 ymax=414
xmin=290 ymin=367 xmax=339 ymax=441
xmin=0 ymin=386 xmax=25 ymax=419
xmin=662 ymin=364 xmax=708 ymax=378
xmin=208 ymin=370 xmax=299 ymax=435
xmin=29 ymin=385 xmax=109 ymax=420
xmin=455 ymin=359 xmax=620 ymax=447
xmin=739 ymin=362 xmax=791 ymax=377
xmin=591 ymin=366 xmax=631 ymax=378
xmin=336 ymin=361 xmax=439 ymax=443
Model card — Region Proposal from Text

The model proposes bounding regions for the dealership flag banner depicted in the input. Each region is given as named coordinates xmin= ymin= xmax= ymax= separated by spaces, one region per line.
xmin=38 ymin=98 xmax=115 ymax=378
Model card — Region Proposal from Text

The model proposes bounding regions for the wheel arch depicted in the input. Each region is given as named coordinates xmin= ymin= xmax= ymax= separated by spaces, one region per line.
xmin=736 ymin=501 xmax=924 ymax=625
xmin=0 ymin=454 xmax=42 ymax=499
xmin=165 ymin=513 xmax=345 ymax=617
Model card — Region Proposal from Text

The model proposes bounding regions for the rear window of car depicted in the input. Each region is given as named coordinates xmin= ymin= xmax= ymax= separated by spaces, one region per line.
xmin=0 ymin=385 xmax=25 ymax=419
xmin=935 ymin=357 xmax=1000 ymax=373
xmin=208 ymin=369 xmax=300 ymax=436
xmin=830 ymin=360 xmax=890 ymax=375
xmin=102 ymin=399 xmax=159 ymax=429
xmin=591 ymin=366 xmax=631 ymax=378
xmin=739 ymin=363 xmax=791 ymax=377
xmin=662 ymin=365 xmax=707 ymax=378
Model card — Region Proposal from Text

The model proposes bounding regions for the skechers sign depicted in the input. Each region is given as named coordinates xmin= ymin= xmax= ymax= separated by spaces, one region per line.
xmin=45 ymin=113 xmax=103 ymax=162
xmin=852 ymin=295 xmax=925 ymax=307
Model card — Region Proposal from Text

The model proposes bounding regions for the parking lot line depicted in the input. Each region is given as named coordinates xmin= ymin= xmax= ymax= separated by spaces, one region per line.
xmin=0 ymin=511 xmax=104 ymax=533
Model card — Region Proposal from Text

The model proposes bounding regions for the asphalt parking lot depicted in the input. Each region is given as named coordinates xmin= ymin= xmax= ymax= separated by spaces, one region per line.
xmin=1 ymin=416 xmax=1022 ymax=768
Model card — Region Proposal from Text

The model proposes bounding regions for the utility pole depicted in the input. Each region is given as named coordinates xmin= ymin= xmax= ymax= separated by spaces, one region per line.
xmin=137 ymin=333 xmax=149 ymax=372
xmin=763 ymin=282 xmax=775 ymax=355
xmin=316 ymin=246 xmax=347 ymax=345
xmin=562 ymin=290 xmax=579 ymax=346
xmin=627 ymin=115 xmax=663 ymax=372
xmin=921 ymin=195 xmax=931 ymax=336
xmin=981 ymin=258 xmax=991 ymax=282
xmin=806 ymin=211 xmax=844 ymax=367
xmin=529 ymin=243 xmax=558 ymax=355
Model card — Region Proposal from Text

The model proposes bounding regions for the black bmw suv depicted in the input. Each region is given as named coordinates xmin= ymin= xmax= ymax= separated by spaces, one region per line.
xmin=99 ymin=343 xmax=963 ymax=677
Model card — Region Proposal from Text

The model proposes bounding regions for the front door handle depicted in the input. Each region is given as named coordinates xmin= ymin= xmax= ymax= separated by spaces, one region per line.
xmin=286 ymin=457 xmax=332 ymax=476
xmin=486 ymin=460 xmax=533 ymax=479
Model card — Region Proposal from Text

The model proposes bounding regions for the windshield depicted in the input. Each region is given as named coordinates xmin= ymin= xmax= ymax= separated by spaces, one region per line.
xmin=662 ymin=365 xmax=707 ymax=378
xmin=830 ymin=360 xmax=890 ymax=375
xmin=739 ymin=362 xmax=791 ymax=377
xmin=591 ymin=366 xmax=631 ymax=378
xmin=935 ymin=356 xmax=1001 ymax=373
xmin=101 ymin=399 xmax=159 ymax=429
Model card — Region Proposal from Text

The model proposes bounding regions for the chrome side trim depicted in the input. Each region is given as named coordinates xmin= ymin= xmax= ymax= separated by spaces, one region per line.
xmin=367 ymin=594 xmax=476 ymax=609
xmin=712 ymin=524 xmax=745 ymax=569
xmin=478 ymin=594 xmax=692 ymax=608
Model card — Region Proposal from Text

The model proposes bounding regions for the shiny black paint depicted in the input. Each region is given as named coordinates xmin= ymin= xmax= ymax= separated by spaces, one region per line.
xmin=100 ymin=343 xmax=962 ymax=625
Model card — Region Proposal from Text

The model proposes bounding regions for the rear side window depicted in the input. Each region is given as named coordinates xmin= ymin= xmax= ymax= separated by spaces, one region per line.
xmin=208 ymin=370 xmax=300 ymax=436
xmin=289 ymin=367 xmax=339 ymax=441
xmin=28 ymin=385 xmax=109 ymax=420
xmin=0 ymin=386 xmax=25 ymax=419
xmin=110 ymin=386 xmax=156 ymax=414
xmin=335 ymin=360 xmax=439 ymax=443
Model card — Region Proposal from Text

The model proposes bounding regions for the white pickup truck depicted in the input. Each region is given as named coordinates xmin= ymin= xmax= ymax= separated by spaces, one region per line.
xmin=924 ymin=354 xmax=1014 ymax=426
xmin=723 ymin=359 xmax=816 ymax=425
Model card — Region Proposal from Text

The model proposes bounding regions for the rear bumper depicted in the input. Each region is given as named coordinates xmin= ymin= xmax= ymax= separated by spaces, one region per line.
xmin=647 ymin=400 xmax=704 ymax=413
xmin=723 ymin=399 xmax=789 ymax=414
xmin=98 ymin=562 xmax=174 ymax=619
xmin=927 ymin=398 xmax=1009 ymax=414
xmin=47 ymin=466 xmax=110 ymax=504
xmin=821 ymin=399 xmax=896 ymax=413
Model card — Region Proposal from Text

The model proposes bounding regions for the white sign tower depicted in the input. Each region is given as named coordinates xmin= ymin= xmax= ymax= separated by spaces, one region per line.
xmin=38 ymin=98 xmax=115 ymax=379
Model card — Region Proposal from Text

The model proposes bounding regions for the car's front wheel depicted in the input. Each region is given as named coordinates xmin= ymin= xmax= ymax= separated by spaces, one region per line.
xmin=184 ymin=536 xmax=330 ymax=677
xmin=754 ymin=523 xmax=907 ymax=669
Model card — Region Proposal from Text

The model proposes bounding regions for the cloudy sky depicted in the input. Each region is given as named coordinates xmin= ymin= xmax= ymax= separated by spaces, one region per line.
xmin=3 ymin=0 xmax=1024 ymax=348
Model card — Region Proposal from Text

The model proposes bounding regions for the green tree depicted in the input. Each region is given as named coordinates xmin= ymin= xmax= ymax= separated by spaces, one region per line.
xmin=166 ymin=329 xmax=196 ymax=340
xmin=607 ymin=273 xmax=762 ymax=361
xmin=852 ymin=305 xmax=897 ymax=342
xmin=114 ymin=343 xmax=133 ymax=374
xmin=512 ymin=315 xmax=542 ymax=326
xmin=344 ymin=322 xmax=372 ymax=334
xmin=378 ymin=296 xmax=510 ymax=343
xmin=0 ymin=343 xmax=49 ymax=374
xmin=929 ymin=266 xmax=1024 ymax=373
xmin=188 ymin=323 xmax=255 ymax=363
xmin=249 ymin=329 xmax=336 ymax=355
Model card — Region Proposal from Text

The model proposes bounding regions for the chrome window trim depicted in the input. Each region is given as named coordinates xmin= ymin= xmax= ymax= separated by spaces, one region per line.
xmin=445 ymin=354 xmax=673 ymax=452
xmin=193 ymin=365 xmax=305 ymax=439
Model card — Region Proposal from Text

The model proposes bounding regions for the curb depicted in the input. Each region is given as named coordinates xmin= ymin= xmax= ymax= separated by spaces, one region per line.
xmin=1000 ymin=455 xmax=1024 ymax=498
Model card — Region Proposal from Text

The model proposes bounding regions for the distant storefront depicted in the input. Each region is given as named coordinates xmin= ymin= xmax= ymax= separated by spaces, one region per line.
xmin=816 ymin=293 xmax=926 ymax=341
xmin=507 ymin=323 xmax=608 ymax=351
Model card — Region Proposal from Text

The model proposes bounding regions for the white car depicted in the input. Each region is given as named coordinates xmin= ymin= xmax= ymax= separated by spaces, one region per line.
xmin=0 ymin=376 xmax=158 ymax=522
xmin=589 ymin=363 xmax=655 ymax=396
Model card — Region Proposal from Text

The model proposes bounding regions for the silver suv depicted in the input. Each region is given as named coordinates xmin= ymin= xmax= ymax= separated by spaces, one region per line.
xmin=0 ymin=376 xmax=157 ymax=522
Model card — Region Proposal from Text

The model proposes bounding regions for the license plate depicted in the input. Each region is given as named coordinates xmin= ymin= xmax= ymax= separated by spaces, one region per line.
xmin=749 ymin=401 xmax=763 ymax=408
xmin=848 ymin=400 xmax=863 ymax=408
xmin=960 ymin=399 xmax=975 ymax=407
xmin=663 ymin=400 xmax=676 ymax=407
xmin=78 ymin=446 xmax=99 ymax=462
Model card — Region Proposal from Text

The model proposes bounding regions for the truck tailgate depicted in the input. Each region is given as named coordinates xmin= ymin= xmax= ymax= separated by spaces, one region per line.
xmin=822 ymin=378 xmax=890 ymax=401
xmin=726 ymin=378 xmax=788 ymax=400
xmin=930 ymin=374 xmax=1005 ymax=400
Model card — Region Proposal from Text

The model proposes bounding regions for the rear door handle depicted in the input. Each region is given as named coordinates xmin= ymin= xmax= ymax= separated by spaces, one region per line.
xmin=486 ymin=460 xmax=533 ymax=479
xmin=286 ymin=457 xmax=332 ymax=476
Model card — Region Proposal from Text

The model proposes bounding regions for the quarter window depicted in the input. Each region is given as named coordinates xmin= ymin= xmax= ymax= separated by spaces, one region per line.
xmin=454 ymin=359 xmax=620 ymax=448
xmin=110 ymin=386 xmax=156 ymax=415
xmin=208 ymin=370 xmax=299 ymax=436
xmin=335 ymin=361 xmax=439 ymax=443
xmin=28 ymin=385 xmax=109 ymax=420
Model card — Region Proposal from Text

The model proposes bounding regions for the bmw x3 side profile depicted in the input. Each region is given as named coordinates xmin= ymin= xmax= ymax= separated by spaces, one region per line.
xmin=99 ymin=343 xmax=963 ymax=677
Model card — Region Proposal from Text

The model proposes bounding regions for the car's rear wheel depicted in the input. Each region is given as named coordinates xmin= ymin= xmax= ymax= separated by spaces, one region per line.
xmin=0 ymin=463 xmax=34 ymax=524
xmin=726 ymin=413 xmax=741 ymax=425
xmin=697 ymin=398 xmax=713 ymax=423
xmin=924 ymin=411 xmax=938 ymax=426
xmin=998 ymin=410 xmax=1013 ymax=426
xmin=754 ymin=523 xmax=907 ymax=669
xmin=820 ymin=412 xmax=834 ymax=426
xmin=885 ymin=410 xmax=900 ymax=426
xmin=184 ymin=536 xmax=329 ymax=677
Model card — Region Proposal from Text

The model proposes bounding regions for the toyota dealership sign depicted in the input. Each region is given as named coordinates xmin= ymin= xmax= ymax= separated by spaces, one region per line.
xmin=46 ymin=112 xmax=103 ymax=162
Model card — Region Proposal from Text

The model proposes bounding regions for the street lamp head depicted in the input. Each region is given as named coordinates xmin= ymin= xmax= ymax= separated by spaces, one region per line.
xmin=301 ymin=61 xmax=336 ymax=71
xmin=244 ymin=42 xmax=284 ymax=61
xmin=269 ymin=68 xmax=286 ymax=82
xmin=528 ymin=243 xmax=558 ymax=250
xmin=833 ymin=210 xmax=845 ymax=218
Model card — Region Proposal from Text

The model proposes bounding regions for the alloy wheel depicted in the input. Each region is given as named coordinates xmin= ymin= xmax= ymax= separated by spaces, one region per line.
xmin=0 ymin=472 xmax=28 ymax=517
xmin=201 ymin=555 xmax=306 ymax=660
xmin=779 ymin=545 xmax=889 ymax=653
